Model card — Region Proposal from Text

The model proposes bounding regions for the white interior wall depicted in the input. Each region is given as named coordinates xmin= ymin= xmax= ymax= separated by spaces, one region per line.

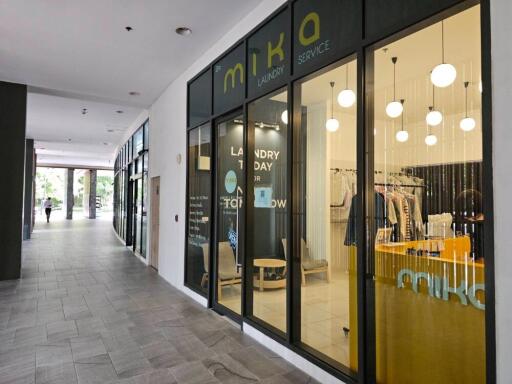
xmin=306 ymin=102 xmax=329 ymax=262
xmin=148 ymin=0 xmax=287 ymax=296
xmin=490 ymin=1 xmax=512 ymax=382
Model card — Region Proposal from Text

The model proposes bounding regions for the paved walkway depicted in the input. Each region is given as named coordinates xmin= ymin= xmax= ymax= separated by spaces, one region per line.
xmin=0 ymin=219 xmax=317 ymax=384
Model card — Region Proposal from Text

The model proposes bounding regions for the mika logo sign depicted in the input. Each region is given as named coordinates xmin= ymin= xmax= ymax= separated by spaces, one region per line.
xmin=296 ymin=12 xmax=330 ymax=66
xmin=223 ymin=63 xmax=244 ymax=94
xmin=397 ymin=269 xmax=485 ymax=311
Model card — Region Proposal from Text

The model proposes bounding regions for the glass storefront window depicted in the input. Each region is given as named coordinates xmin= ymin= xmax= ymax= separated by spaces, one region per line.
xmin=297 ymin=59 xmax=358 ymax=372
xmin=215 ymin=115 xmax=244 ymax=313
xmin=185 ymin=123 xmax=212 ymax=296
xmin=134 ymin=127 xmax=143 ymax=157
xmin=372 ymin=6 xmax=485 ymax=383
xmin=247 ymin=89 xmax=288 ymax=333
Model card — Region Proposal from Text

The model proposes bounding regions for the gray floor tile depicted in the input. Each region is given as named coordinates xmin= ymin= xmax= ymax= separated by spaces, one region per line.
xmin=75 ymin=362 xmax=118 ymax=384
xmin=36 ymin=362 xmax=77 ymax=384
xmin=36 ymin=343 xmax=73 ymax=367
xmin=2 ymin=219 xmax=313 ymax=384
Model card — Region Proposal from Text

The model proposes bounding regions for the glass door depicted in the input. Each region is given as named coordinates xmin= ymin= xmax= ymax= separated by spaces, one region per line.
xmin=134 ymin=177 xmax=143 ymax=255
xmin=214 ymin=112 xmax=244 ymax=316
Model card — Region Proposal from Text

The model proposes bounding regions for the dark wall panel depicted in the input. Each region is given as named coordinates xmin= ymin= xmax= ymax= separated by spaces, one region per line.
xmin=0 ymin=81 xmax=27 ymax=280
xmin=365 ymin=0 xmax=464 ymax=38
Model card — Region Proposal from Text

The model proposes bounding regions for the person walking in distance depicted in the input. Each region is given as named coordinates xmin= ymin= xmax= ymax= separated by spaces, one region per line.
xmin=43 ymin=197 xmax=53 ymax=223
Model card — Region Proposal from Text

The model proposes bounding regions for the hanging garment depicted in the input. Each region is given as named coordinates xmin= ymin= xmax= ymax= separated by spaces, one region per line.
xmin=344 ymin=192 xmax=385 ymax=246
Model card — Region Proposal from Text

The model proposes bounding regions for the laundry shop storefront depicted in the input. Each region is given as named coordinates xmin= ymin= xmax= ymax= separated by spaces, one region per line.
xmin=184 ymin=0 xmax=494 ymax=383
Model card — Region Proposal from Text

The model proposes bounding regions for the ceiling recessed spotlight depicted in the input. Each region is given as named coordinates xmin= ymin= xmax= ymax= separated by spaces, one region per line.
xmin=125 ymin=26 xmax=133 ymax=32
xmin=103 ymin=142 xmax=110 ymax=146
xmin=81 ymin=108 xmax=88 ymax=115
xmin=116 ymin=110 xmax=124 ymax=114
xmin=128 ymin=91 xmax=140 ymax=96
xmin=67 ymin=138 xmax=72 ymax=142
xmin=107 ymin=129 xmax=115 ymax=133
xmin=176 ymin=27 xmax=192 ymax=36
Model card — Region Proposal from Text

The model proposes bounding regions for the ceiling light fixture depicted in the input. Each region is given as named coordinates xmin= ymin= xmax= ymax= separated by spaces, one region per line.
xmin=128 ymin=91 xmax=140 ymax=96
xmin=281 ymin=110 xmax=288 ymax=125
xmin=125 ymin=26 xmax=133 ymax=32
xmin=386 ymin=57 xmax=403 ymax=118
xmin=426 ymin=85 xmax=443 ymax=126
xmin=116 ymin=110 xmax=124 ymax=114
xmin=337 ymin=63 xmax=356 ymax=108
xmin=425 ymin=133 xmax=438 ymax=146
xmin=176 ymin=27 xmax=192 ymax=36
xmin=431 ymin=21 xmax=457 ymax=88
xmin=326 ymin=81 xmax=340 ymax=132
xmin=460 ymin=81 xmax=476 ymax=132
xmin=81 ymin=108 xmax=87 ymax=115
xmin=395 ymin=99 xmax=409 ymax=142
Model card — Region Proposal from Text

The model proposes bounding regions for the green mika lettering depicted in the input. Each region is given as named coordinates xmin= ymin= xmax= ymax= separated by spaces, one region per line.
xmin=299 ymin=12 xmax=320 ymax=46
xmin=267 ymin=32 xmax=285 ymax=68
xmin=224 ymin=63 xmax=244 ymax=94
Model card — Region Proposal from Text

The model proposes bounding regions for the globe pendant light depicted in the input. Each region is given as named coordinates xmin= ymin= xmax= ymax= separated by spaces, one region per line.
xmin=431 ymin=21 xmax=457 ymax=88
xmin=338 ymin=63 xmax=356 ymax=108
xmin=281 ymin=110 xmax=288 ymax=124
xmin=326 ymin=81 xmax=340 ymax=132
xmin=395 ymin=99 xmax=409 ymax=142
xmin=426 ymin=85 xmax=443 ymax=126
xmin=460 ymin=81 xmax=476 ymax=132
xmin=386 ymin=57 xmax=403 ymax=118
xmin=425 ymin=133 xmax=438 ymax=146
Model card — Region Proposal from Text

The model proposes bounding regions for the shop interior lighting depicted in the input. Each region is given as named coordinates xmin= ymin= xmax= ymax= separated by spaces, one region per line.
xmin=431 ymin=21 xmax=457 ymax=87
xmin=281 ymin=110 xmax=288 ymax=124
xmin=386 ymin=57 xmax=404 ymax=118
xmin=426 ymin=85 xmax=443 ymax=126
xmin=326 ymin=81 xmax=340 ymax=132
xmin=395 ymin=99 xmax=409 ymax=142
xmin=337 ymin=63 xmax=356 ymax=108
xmin=460 ymin=81 xmax=476 ymax=131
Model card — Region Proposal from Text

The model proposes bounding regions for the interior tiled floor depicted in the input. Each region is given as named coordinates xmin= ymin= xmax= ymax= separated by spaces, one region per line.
xmin=219 ymin=269 xmax=353 ymax=367
xmin=0 ymin=219 xmax=319 ymax=384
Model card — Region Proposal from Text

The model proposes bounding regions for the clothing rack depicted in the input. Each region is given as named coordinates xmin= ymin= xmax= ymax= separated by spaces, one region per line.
xmin=375 ymin=182 xmax=426 ymax=188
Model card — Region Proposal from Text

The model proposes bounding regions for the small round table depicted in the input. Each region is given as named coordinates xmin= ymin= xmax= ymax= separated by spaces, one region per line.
xmin=253 ymin=258 xmax=286 ymax=291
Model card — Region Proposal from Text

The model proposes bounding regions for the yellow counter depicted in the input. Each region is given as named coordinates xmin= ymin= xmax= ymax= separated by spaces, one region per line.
xmin=348 ymin=237 xmax=486 ymax=384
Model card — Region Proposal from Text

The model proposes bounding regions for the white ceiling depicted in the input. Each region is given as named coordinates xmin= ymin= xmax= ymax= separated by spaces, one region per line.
xmin=0 ymin=0 xmax=264 ymax=168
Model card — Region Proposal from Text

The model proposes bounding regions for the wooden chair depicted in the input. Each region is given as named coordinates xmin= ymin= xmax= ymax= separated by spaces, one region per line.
xmin=282 ymin=238 xmax=330 ymax=285
xmin=201 ymin=242 xmax=241 ymax=300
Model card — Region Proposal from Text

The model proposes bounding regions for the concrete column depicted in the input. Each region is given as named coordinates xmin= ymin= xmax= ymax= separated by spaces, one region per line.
xmin=23 ymin=139 xmax=35 ymax=240
xmin=83 ymin=170 xmax=97 ymax=219
xmin=64 ymin=168 xmax=74 ymax=220
xmin=0 ymin=81 xmax=27 ymax=280
xmin=89 ymin=169 xmax=97 ymax=219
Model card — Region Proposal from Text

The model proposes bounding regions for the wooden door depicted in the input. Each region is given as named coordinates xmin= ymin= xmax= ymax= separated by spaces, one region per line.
xmin=150 ymin=176 xmax=160 ymax=270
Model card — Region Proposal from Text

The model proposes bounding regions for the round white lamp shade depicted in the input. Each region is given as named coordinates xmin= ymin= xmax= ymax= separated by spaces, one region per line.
xmin=431 ymin=63 xmax=457 ymax=88
xmin=460 ymin=117 xmax=476 ymax=132
xmin=326 ymin=118 xmax=340 ymax=132
xmin=425 ymin=134 xmax=438 ymax=146
xmin=395 ymin=130 xmax=409 ymax=143
xmin=386 ymin=101 xmax=403 ymax=118
xmin=337 ymin=89 xmax=356 ymax=108
xmin=281 ymin=110 xmax=288 ymax=125
xmin=426 ymin=110 xmax=443 ymax=126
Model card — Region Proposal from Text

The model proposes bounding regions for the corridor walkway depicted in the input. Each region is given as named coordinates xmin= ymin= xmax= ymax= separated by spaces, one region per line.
xmin=0 ymin=219 xmax=317 ymax=384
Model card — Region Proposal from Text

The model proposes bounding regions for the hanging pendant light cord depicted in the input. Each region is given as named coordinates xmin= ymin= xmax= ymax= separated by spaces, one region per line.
xmin=432 ymin=85 xmax=435 ymax=108
xmin=330 ymin=81 xmax=335 ymax=118
xmin=464 ymin=81 xmax=469 ymax=118
xmin=441 ymin=21 xmax=445 ymax=64
xmin=345 ymin=64 xmax=349 ymax=89
xmin=391 ymin=57 xmax=398 ymax=101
